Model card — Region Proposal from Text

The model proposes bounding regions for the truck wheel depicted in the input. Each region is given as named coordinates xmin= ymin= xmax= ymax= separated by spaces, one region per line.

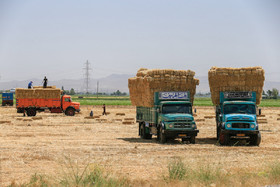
xmin=27 ymin=108 xmax=36 ymax=116
xmin=190 ymin=136 xmax=196 ymax=144
xmin=17 ymin=108 xmax=24 ymax=113
xmin=182 ymin=138 xmax=188 ymax=143
xmin=250 ymin=132 xmax=261 ymax=146
xmin=216 ymin=127 xmax=220 ymax=140
xmin=159 ymin=127 xmax=167 ymax=144
xmin=65 ymin=108 xmax=75 ymax=116
xmin=140 ymin=123 xmax=152 ymax=139
xmin=219 ymin=133 xmax=229 ymax=145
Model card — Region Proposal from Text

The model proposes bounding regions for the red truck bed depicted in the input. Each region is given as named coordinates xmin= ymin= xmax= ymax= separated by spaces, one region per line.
xmin=16 ymin=98 xmax=61 ymax=108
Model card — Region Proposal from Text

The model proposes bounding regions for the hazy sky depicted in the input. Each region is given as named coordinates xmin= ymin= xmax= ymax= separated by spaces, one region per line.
xmin=0 ymin=0 xmax=279 ymax=82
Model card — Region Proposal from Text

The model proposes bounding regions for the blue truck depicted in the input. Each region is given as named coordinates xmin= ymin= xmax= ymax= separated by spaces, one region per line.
xmin=216 ymin=91 xmax=261 ymax=146
xmin=2 ymin=93 xmax=14 ymax=106
xmin=136 ymin=91 xmax=199 ymax=144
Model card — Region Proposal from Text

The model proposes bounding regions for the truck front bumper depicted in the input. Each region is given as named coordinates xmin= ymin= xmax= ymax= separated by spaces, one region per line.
xmin=164 ymin=129 xmax=199 ymax=138
xmin=221 ymin=129 xmax=259 ymax=139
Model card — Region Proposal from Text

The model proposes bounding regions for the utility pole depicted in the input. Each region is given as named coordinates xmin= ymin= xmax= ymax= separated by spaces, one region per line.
xmin=96 ymin=81 xmax=99 ymax=99
xmin=83 ymin=60 xmax=91 ymax=95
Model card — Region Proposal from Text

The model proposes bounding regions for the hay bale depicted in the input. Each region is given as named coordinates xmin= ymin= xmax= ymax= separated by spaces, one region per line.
xmin=195 ymin=119 xmax=205 ymax=122
xmin=96 ymin=119 xmax=107 ymax=122
xmin=129 ymin=68 xmax=199 ymax=107
xmin=258 ymin=119 xmax=267 ymax=124
xmin=122 ymin=121 xmax=134 ymax=125
xmin=116 ymin=113 xmax=125 ymax=116
xmin=84 ymin=116 xmax=95 ymax=119
xmin=208 ymin=67 xmax=265 ymax=105
xmin=124 ymin=118 xmax=135 ymax=121
xmin=204 ymin=116 xmax=215 ymax=119
xmin=23 ymin=119 xmax=33 ymax=121
xmin=16 ymin=87 xmax=62 ymax=99
xmin=32 ymin=117 xmax=42 ymax=120
xmin=113 ymin=118 xmax=123 ymax=122
xmin=0 ymin=120 xmax=11 ymax=124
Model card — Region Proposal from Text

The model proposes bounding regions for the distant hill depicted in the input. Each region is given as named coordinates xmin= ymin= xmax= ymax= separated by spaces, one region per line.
xmin=0 ymin=74 xmax=279 ymax=94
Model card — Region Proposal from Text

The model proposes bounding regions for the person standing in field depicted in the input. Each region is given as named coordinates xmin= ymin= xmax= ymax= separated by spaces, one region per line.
xmin=102 ymin=104 xmax=106 ymax=115
xmin=28 ymin=81 xmax=33 ymax=89
xmin=43 ymin=76 xmax=48 ymax=88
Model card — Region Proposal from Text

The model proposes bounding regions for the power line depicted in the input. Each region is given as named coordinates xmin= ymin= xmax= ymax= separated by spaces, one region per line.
xmin=83 ymin=60 xmax=92 ymax=94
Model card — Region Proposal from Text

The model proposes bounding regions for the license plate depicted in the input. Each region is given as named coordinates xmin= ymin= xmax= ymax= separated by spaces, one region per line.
xmin=237 ymin=134 xmax=245 ymax=137
xmin=178 ymin=134 xmax=186 ymax=137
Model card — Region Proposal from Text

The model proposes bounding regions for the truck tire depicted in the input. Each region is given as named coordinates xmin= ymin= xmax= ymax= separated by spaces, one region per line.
xmin=219 ymin=133 xmax=229 ymax=145
xmin=159 ymin=127 xmax=167 ymax=144
xmin=216 ymin=127 xmax=220 ymax=140
xmin=190 ymin=136 xmax=196 ymax=144
xmin=27 ymin=108 xmax=36 ymax=116
xmin=17 ymin=108 xmax=24 ymax=113
xmin=250 ymin=132 xmax=261 ymax=146
xmin=65 ymin=107 xmax=75 ymax=116
xmin=140 ymin=123 xmax=152 ymax=139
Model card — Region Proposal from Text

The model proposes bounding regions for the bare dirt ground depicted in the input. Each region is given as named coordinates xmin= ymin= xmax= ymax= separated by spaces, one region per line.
xmin=0 ymin=105 xmax=280 ymax=185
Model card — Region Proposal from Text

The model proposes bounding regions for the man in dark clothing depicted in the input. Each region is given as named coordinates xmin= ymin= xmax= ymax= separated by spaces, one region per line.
xmin=28 ymin=81 xmax=33 ymax=89
xmin=102 ymin=104 xmax=106 ymax=115
xmin=43 ymin=76 xmax=48 ymax=88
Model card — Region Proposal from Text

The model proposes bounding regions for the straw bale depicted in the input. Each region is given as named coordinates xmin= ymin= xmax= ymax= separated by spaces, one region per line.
xmin=128 ymin=68 xmax=199 ymax=107
xmin=16 ymin=87 xmax=62 ymax=99
xmin=208 ymin=67 xmax=265 ymax=105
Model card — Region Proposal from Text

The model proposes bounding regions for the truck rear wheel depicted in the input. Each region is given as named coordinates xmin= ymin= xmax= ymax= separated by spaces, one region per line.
xmin=250 ymin=132 xmax=261 ymax=146
xmin=159 ymin=127 xmax=167 ymax=144
xmin=27 ymin=108 xmax=36 ymax=116
xmin=65 ymin=108 xmax=75 ymax=116
xmin=190 ymin=136 xmax=196 ymax=144
xmin=140 ymin=123 xmax=152 ymax=139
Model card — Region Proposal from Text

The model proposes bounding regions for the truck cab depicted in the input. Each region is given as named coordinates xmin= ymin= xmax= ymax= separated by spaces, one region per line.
xmin=62 ymin=95 xmax=80 ymax=116
xmin=137 ymin=91 xmax=199 ymax=144
xmin=216 ymin=92 xmax=261 ymax=146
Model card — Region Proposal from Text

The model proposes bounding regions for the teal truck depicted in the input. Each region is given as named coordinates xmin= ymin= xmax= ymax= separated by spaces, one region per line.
xmin=216 ymin=91 xmax=261 ymax=146
xmin=137 ymin=91 xmax=199 ymax=144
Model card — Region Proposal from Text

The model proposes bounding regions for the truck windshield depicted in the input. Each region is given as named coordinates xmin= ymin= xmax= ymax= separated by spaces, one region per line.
xmin=224 ymin=104 xmax=256 ymax=115
xmin=162 ymin=104 xmax=192 ymax=114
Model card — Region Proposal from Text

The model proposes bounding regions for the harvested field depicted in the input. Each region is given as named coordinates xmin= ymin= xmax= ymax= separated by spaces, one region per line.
xmin=0 ymin=106 xmax=280 ymax=185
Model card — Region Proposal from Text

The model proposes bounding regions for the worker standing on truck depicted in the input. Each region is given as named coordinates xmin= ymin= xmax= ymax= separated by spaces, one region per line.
xmin=28 ymin=81 xmax=33 ymax=89
xmin=102 ymin=104 xmax=106 ymax=115
xmin=43 ymin=76 xmax=48 ymax=88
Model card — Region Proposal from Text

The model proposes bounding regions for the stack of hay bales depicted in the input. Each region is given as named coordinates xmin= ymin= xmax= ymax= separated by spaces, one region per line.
xmin=16 ymin=87 xmax=62 ymax=99
xmin=129 ymin=68 xmax=199 ymax=107
xmin=208 ymin=67 xmax=265 ymax=105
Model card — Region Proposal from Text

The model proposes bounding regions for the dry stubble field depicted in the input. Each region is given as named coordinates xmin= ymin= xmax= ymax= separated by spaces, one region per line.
xmin=0 ymin=105 xmax=280 ymax=186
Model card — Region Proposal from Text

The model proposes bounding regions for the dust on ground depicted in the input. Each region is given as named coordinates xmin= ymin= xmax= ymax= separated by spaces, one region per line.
xmin=0 ymin=105 xmax=280 ymax=185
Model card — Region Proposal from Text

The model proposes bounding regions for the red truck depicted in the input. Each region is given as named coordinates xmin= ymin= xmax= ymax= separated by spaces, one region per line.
xmin=16 ymin=88 xmax=80 ymax=116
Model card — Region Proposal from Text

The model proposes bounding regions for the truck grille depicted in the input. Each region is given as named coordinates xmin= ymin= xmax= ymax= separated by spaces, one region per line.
xmin=232 ymin=123 xmax=250 ymax=128
xmin=174 ymin=123 xmax=192 ymax=128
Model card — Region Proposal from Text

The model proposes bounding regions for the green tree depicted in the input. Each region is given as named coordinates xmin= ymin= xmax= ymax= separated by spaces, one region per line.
xmin=267 ymin=90 xmax=272 ymax=98
xmin=69 ymin=88 xmax=75 ymax=95
xmin=272 ymin=88 xmax=279 ymax=99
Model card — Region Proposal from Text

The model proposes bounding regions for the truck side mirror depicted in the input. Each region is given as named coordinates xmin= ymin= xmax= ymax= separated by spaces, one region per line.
xmin=259 ymin=108 xmax=261 ymax=115
xmin=194 ymin=108 xmax=197 ymax=113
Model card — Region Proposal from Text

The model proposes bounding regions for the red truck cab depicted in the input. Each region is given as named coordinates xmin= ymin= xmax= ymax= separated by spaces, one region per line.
xmin=62 ymin=95 xmax=80 ymax=116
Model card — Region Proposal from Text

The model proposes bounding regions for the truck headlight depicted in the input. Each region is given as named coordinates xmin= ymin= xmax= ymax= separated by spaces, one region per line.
xmin=169 ymin=124 xmax=173 ymax=128
xmin=192 ymin=124 xmax=196 ymax=129
xmin=251 ymin=124 xmax=255 ymax=128
xmin=226 ymin=124 xmax=231 ymax=128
